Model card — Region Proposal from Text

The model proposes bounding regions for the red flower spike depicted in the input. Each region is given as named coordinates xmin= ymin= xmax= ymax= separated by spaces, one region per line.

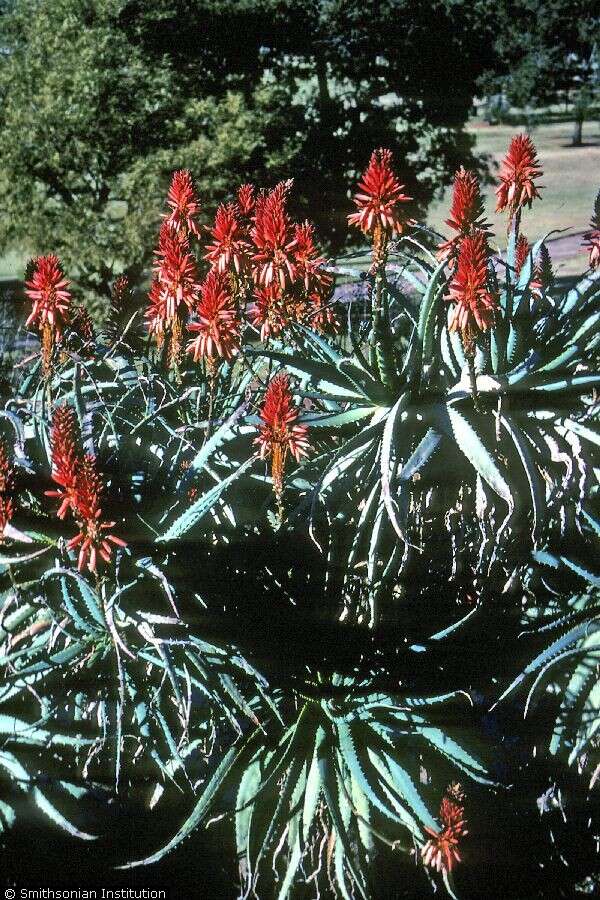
xmin=251 ymin=181 xmax=297 ymax=290
xmin=186 ymin=270 xmax=240 ymax=365
xmin=153 ymin=228 xmax=199 ymax=320
xmin=422 ymin=794 xmax=468 ymax=875
xmin=24 ymin=254 xmax=72 ymax=374
xmin=515 ymin=234 xmax=530 ymax=276
xmin=0 ymin=443 xmax=14 ymax=540
xmin=437 ymin=168 xmax=491 ymax=264
xmin=254 ymin=373 xmax=310 ymax=500
xmin=237 ymin=183 xmax=256 ymax=217
xmin=164 ymin=169 xmax=201 ymax=238
xmin=204 ymin=203 xmax=251 ymax=275
xmin=249 ymin=284 xmax=289 ymax=342
xmin=289 ymin=221 xmax=331 ymax=291
xmin=348 ymin=148 xmax=412 ymax=237
xmin=583 ymin=190 xmax=600 ymax=270
xmin=45 ymin=405 xmax=80 ymax=519
xmin=24 ymin=254 xmax=72 ymax=337
xmin=144 ymin=278 xmax=168 ymax=346
xmin=495 ymin=134 xmax=543 ymax=217
xmin=447 ymin=231 xmax=496 ymax=341
xmin=45 ymin=406 xmax=126 ymax=573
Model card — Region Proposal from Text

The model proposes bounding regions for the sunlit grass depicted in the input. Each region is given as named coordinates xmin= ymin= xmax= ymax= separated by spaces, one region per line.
xmin=429 ymin=119 xmax=600 ymax=274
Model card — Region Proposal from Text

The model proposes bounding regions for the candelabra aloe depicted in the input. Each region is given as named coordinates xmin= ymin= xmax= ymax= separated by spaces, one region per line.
xmin=0 ymin=134 xmax=598 ymax=898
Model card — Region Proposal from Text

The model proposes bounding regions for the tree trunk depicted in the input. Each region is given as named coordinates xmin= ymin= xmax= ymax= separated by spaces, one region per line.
xmin=572 ymin=116 xmax=583 ymax=147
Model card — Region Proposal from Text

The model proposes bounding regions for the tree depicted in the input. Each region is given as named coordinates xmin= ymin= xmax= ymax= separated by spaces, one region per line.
xmin=478 ymin=0 xmax=599 ymax=141
xmin=0 ymin=0 xmax=491 ymax=303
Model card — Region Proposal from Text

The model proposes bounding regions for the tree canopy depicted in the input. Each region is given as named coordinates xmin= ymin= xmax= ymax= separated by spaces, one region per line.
xmin=0 ymin=0 xmax=493 ymax=300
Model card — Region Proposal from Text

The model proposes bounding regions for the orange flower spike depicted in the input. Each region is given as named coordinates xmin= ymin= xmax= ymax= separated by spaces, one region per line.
xmin=583 ymin=190 xmax=600 ymax=270
xmin=348 ymin=148 xmax=412 ymax=237
xmin=204 ymin=202 xmax=251 ymax=275
xmin=422 ymin=795 xmax=468 ymax=875
xmin=447 ymin=230 xmax=496 ymax=340
xmin=186 ymin=270 xmax=240 ymax=365
xmin=164 ymin=169 xmax=202 ymax=238
xmin=495 ymin=134 xmax=543 ymax=218
xmin=254 ymin=374 xmax=310 ymax=501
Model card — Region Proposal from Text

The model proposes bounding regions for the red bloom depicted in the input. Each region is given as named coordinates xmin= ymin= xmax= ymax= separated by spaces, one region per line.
xmin=164 ymin=169 xmax=201 ymax=238
xmin=45 ymin=405 xmax=126 ymax=573
xmin=237 ymin=183 xmax=256 ymax=217
xmin=251 ymin=181 xmax=297 ymax=289
xmin=24 ymin=254 xmax=72 ymax=337
xmin=583 ymin=190 xmax=600 ymax=270
xmin=144 ymin=278 xmax=168 ymax=346
xmin=514 ymin=234 xmax=530 ymax=276
xmin=249 ymin=284 xmax=289 ymax=342
xmin=254 ymin=373 xmax=310 ymax=499
xmin=289 ymin=221 xmax=331 ymax=291
xmin=65 ymin=454 xmax=126 ymax=574
xmin=422 ymin=795 xmax=468 ymax=875
xmin=348 ymin=148 xmax=412 ymax=236
xmin=187 ymin=271 xmax=240 ymax=365
xmin=204 ymin=203 xmax=251 ymax=275
xmin=0 ymin=443 xmax=14 ymax=540
xmin=438 ymin=168 xmax=490 ymax=263
xmin=495 ymin=135 xmax=543 ymax=217
xmin=153 ymin=226 xmax=199 ymax=320
xmin=45 ymin=405 xmax=80 ymax=519
xmin=447 ymin=231 xmax=496 ymax=339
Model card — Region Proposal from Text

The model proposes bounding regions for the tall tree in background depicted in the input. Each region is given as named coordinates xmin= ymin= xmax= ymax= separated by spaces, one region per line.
xmin=478 ymin=0 xmax=599 ymax=142
xmin=0 ymin=0 xmax=492 ymax=301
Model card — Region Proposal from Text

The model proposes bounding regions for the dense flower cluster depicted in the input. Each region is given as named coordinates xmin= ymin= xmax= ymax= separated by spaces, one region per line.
xmin=251 ymin=180 xmax=297 ymax=290
xmin=437 ymin=167 xmax=490 ymax=264
xmin=24 ymin=254 xmax=72 ymax=375
xmin=0 ymin=443 xmax=14 ymax=540
xmin=348 ymin=148 xmax=412 ymax=238
xmin=422 ymin=790 xmax=468 ymax=874
xmin=447 ymin=231 xmax=496 ymax=345
xmin=46 ymin=405 xmax=126 ymax=573
xmin=187 ymin=270 xmax=240 ymax=368
xmin=204 ymin=202 xmax=251 ymax=275
xmin=495 ymin=134 xmax=543 ymax=219
xmin=254 ymin=373 xmax=310 ymax=502
xmin=164 ymin=169 xmax=202 ymax=238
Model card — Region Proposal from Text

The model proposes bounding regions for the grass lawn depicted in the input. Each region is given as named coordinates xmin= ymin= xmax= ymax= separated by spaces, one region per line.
xmin=2 ymin=119 xmax=598 ymax=279
xmin=428 ymin=119 xmax=600 ymax=275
